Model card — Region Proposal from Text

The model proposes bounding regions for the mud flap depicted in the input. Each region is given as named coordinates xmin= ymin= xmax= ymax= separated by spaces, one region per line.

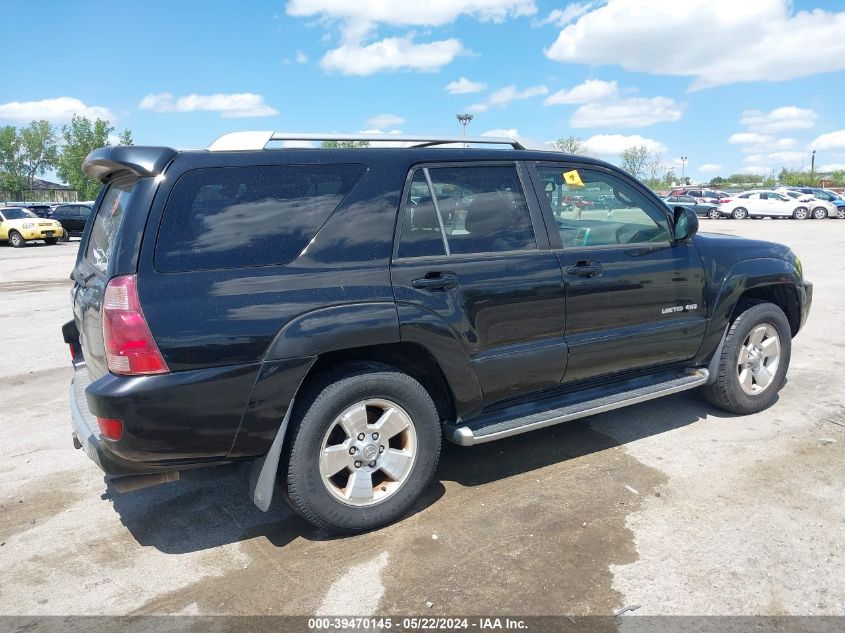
xmin=248 ymin=402 xmax=293 ymax=512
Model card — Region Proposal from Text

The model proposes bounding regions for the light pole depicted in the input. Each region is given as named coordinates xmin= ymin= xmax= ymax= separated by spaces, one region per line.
xmin=680 ymin=156 xmax=688 ymax=184
xmin=811 ymin=149 xmax=816 ymax=181
xmin=457 ymin=113 xmax=473 ymax=147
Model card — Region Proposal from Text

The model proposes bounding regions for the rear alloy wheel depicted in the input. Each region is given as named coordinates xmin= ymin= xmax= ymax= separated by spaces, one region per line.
xmin=731 ymin=207 xmax=748 ymax=220
xmin=707 ymin=207 xmax=721 ymax=220
xmin=702 ymin=302 xmax=791 ymax=415
xmin=792 ymin=207 xmax=808 ymax=220
xmin=8 ymin=230 xmax=25 ymax=248
xmin=286 ymin=364 xmax=441 ymax=533
xmin=812 ymin=207 xmax=828 ymax=220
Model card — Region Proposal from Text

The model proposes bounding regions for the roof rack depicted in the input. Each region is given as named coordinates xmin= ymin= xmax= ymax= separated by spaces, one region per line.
xmin=207 ymin=131 xmax=526 ymax=151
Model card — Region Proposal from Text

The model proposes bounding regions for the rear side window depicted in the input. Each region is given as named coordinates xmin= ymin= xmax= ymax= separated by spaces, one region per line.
xmin=155 ymin=164 xmax=366 ymax=272
xmin=86 ymin=178 xmax=135 ymax=274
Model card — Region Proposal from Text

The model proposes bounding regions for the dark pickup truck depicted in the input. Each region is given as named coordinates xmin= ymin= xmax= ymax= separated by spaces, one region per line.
xmin=65 ymin=132 xmax=812 ymax=533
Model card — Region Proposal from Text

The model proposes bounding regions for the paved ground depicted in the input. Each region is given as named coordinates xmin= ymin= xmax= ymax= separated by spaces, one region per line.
xmin=0 ymin=221 xmax=843 ymax=618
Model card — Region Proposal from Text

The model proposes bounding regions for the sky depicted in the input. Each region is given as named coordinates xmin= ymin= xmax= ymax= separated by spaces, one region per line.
xmin=2 ymin=0 xmax=845 ymax=183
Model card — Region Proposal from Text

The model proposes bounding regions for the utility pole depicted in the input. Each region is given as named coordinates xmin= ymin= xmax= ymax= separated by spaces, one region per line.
xmin=680 ymin=156 xmax=688 ymax=184
xmin=457 ymin=113 xmax=473 ymax=147
xmin=811 ymin=149 xmax=816 ymax=182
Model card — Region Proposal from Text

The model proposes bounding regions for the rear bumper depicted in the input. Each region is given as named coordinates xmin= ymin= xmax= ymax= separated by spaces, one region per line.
xmin=69 ymin=364 xmax=257 ymax=478
xmin=22 ymin=227 xmax=63 ymax=240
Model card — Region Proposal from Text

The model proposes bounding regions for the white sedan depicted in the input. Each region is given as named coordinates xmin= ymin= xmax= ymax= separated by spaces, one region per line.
xmin=718 ymin=190 xmax=811 ymax=220
xmin=776 ymin=189 xmax=837 ymax=219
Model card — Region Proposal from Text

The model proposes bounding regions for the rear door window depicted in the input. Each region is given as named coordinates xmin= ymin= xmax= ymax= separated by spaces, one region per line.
xmin=86 ymin=178 xmax=135 ymax=274
xmin=155 ymin=164 xmax=366 ymax=272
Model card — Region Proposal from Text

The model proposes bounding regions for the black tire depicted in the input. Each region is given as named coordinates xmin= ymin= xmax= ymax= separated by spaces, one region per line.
xmin=707 ymin=208 xmax=721 ymax=220
xmin=837 ymin=207 xmax=845 ymax=220
xmin=285 ymin=363 xmax=441 ymax=533
xmin=811 ymin=207 xmax=827 ymax=220
xmin=792 ymin=207 xmax=808 ymax=220
xmin=44 ymin=237 xmax=58 ymax=245
xmin=8 ymin=230 xmax=25 ymax=248
xmin=731 ymin=207 xmax=747 ymax=220
xmin=702 ymin=302 xmax=791 ymax=415
xmin=59 ymin=231 xmax=70 ymax=242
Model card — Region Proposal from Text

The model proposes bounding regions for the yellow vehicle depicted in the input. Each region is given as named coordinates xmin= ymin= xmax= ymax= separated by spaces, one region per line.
xmin=0 ymin=207 xmax=64 ymax=247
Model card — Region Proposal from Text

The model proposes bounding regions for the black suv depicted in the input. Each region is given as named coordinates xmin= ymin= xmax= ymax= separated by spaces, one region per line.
xmin=51 ymin=203 xmax=92 ymax=241
xmin=65 ymin=133 xmax=812 ymax=533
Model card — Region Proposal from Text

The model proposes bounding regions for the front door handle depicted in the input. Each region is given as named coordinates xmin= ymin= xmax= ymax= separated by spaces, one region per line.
xmin=565 ymin=261 xmax=603 ymax=278
xmin=412 ymin=273 xmax=458 ymax=291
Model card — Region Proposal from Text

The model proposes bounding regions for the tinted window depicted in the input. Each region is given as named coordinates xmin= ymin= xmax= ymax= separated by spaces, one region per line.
xmin=536 ymin=165 xmax=671 ymax=248
xmin=426 ymin=165 xmax=535 ymax=255
xmin=86 ymin=178 xmax=135 ymax=274
xmin=397 ymin=171 xmax=446 ymax=259
xmin=155 ymin=164 xmax=365 ymax=272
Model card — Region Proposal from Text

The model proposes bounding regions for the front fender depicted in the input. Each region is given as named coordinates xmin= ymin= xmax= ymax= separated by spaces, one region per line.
xmin=694 ymin=257 xmax=803 ymax=365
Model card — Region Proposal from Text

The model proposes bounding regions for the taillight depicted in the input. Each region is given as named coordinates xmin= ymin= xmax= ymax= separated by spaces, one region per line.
xmin=719 ymin=198 xmax=732 ymax=204
xmin=96 ymin=416 xmax=123 ymax=440
xmin=102 ymin=274 xmax=169 ymax=376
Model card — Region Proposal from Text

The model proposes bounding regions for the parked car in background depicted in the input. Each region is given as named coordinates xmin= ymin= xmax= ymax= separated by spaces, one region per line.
xmin=669 ymin=188 xmax=722 ymax=204
xmin=13 ymin=203 xmax=54 ymax=218
xmin=0 ymin=207 xmax=64 ymax=246
xmin=664 ymin=194 xmax=721 ymax=219
xmin=718 ymin=190 xmax=810 ymax=220
xmin=51 ymin=203 xmax=93 ymax=241
xmin=776 ymin=189 xmax=836 ymax=220
xmin=789 ymin=187 xmax=845 ymax=219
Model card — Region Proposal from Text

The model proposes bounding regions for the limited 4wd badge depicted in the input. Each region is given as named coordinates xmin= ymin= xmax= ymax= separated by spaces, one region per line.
xmin=662 ymin=303 xmax=698 ymax=315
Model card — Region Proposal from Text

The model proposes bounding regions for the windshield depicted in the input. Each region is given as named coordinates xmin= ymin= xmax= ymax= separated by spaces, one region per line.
xmin=1 ymin=208 xmax=36 ymax=220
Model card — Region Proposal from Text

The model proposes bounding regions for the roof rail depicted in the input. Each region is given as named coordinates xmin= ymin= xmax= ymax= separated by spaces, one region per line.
xmin=207 ymin=132 xmax=526 ymax=151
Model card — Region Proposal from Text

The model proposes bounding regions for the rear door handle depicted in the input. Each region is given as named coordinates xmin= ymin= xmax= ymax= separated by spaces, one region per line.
xmin=412 ymin=273 xmax=458 ymax=291
xmin=565 ymin=261 xmax=603 ymax=278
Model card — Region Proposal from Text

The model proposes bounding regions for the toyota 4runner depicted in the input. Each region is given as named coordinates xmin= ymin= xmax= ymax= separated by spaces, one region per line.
xmin=65 ymin=132 xmax=812 ymax=533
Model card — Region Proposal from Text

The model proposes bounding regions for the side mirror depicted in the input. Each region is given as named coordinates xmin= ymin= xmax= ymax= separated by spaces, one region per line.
xmin=673 ymin=206 xmax=699 ymax=241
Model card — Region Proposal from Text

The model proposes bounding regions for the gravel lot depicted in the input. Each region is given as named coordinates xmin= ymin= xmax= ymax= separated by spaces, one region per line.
xmin=0 ymin=221 xmax=842 ymax=618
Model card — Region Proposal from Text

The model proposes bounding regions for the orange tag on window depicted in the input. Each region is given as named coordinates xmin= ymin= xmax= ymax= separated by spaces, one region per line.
xmin=563 ymin=169 xmax=584 ymax=188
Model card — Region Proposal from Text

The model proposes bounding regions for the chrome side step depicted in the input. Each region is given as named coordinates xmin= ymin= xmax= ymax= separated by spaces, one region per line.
xmin=446 ymin=369 xmax=709 ymax=446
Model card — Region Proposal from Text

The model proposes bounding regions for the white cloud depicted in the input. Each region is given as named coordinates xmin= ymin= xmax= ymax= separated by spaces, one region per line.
xmin=469 ymin=84 xmax=548 ymax=112
xmin=698 ymin=163 xmax=723 ymax=174
xmin=728 ymin=132 xmax=774 ymax=145
xmin=445 ymin=77 xmax=487 ymax=94
xmin=0 ymin=97 xmax=114 ymax=122
xmin=813 ymin=130 xmax=845 ymax=151
xmin=366 ymin=113 xmax=405 ymax=128
xmin=744 ymin=151 xmax=803 ymax=165
xmin=570 ymin=96 xmax=683 ymax=128
xmin=482 ymin=128 xmax=519 ymax=137
xmin=295 ymin=50 xmax=309 ymax=63
xmin=321 ymin=36 xmax=464 ymax=75
xmin=820 ymin=163 xmax=845 ymax=172
xmin=543 ymin=79 xmax=618 ymax=105
xmin=739 ymin=165 xmax=771 ymax=175
xmin=138 ymin=92 xmax=278 ymax=118
xmin=286 ymin=0 xmax=537 ymax=28
xmin=741 ymin=106 xmax=816 ymax=133
xmin=544 ymin=0 xmax=845 ymax=90
xmin=582 ymin=134 xmax=667 ymax=156
xmin=535 ymin=2 xmax=597 ymax=27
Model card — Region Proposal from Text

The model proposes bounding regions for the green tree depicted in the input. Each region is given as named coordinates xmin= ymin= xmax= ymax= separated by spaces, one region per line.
xmin=19 ymin=120 xmax=59 ymax=191
xmin=319 ymin=140 xmax=370 ymax=148
xmin=620 ymin=145 xmax=651 ymax=180
xmin=0 ymin=125 xmax=25 ymax=198
xmin=829 ymin=170 xmax=845 ymax=187
xmin=56 ymin=115 xmax=133 ymax=200
xmin=709 ymin=176 xmax=725 ymax=186
xmin=550 ymin=136 xmax=588 ymax=155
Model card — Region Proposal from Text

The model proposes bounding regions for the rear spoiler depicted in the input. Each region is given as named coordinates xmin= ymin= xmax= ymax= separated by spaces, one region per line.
xmin=82 ymin=146 xmax=179 ymax=182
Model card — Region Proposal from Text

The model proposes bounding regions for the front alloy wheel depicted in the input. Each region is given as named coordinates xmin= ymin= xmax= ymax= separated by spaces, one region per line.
xmin=812 ymin=207 xmax=828 ymax=220
xmin=737 ymin=324 xmax=780 ymax=395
